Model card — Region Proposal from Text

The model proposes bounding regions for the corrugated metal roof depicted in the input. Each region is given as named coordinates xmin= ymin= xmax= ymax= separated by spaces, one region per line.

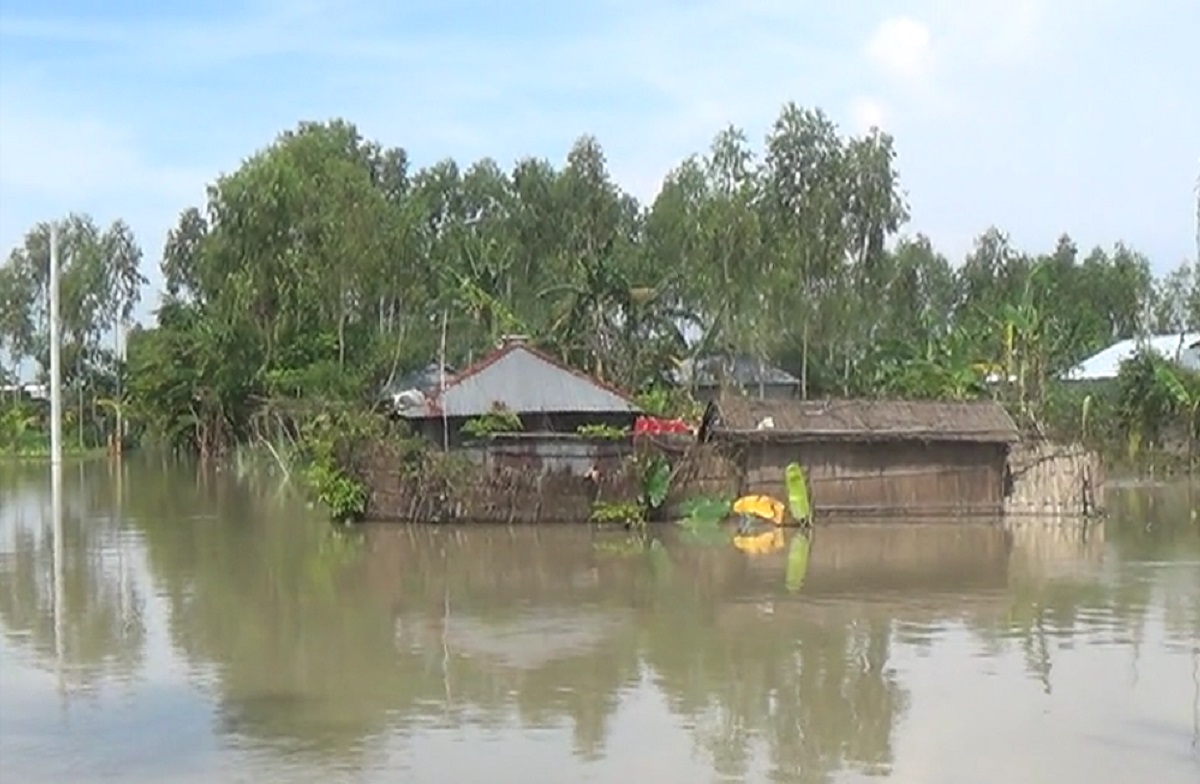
xmin=379 ymin=362 xmax=455 ymax=399
xmin=677 ymin=354 xmax=800 ymax=388
xmin=1065 ymin=333 xmax=1200 ymax=381
xmin=401 ymin=343 xmax=640 ymax=419
xmin=710 ymin=397 xmax=1020 ymax=443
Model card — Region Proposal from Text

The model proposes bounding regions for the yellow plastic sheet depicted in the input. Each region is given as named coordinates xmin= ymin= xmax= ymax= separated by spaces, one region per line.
xmin=731 ymin=494 xmax=785 ymax=525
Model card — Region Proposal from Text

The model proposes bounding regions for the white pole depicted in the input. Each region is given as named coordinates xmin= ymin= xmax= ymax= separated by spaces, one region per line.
xmin=49 ymin=223 xmax=63 ymax=466
xmin=439 ymin=309 xmax=449 ymax=451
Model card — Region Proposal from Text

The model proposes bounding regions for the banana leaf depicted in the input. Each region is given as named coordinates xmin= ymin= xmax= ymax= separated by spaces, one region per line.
xmin=785 ymin=463 xmax=811 ymax=523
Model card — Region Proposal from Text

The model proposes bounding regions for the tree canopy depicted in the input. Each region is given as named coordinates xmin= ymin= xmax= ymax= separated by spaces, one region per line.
xmin=2 ymin=106 xmax=1198 ymax=456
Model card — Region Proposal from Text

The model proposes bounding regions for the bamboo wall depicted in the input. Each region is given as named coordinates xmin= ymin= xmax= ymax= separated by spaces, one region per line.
xmin=364 ymin=435 xmax=636 ymax=523
xmin=1004 ymin=441 xmax=1105 ymax=518
xmin=736 ymin=440 xmax=1008 ymax=518
xmin=362 ymin=435 xmax=736 ymax=524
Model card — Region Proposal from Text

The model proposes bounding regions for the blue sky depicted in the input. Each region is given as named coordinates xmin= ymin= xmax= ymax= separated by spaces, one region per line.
xmin=1 ymin=0 xmax=1197 ymax=324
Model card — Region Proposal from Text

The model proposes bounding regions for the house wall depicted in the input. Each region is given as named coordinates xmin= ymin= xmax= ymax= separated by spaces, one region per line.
xmin=362 ymin=433 xmax=736 ymax=524
xmin=365 ymin=433 xmax=637 ymax=523
xmin=732 ymin=438 xmax=1009 ymax=518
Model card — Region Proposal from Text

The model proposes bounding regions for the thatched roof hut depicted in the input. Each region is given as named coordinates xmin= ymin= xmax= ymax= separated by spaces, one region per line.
xmin=703 ymin=397 xmax=1020 ymax=519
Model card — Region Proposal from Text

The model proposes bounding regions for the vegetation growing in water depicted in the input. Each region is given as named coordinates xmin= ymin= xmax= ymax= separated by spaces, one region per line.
xmin=295 ymin=408 xmax=383 ymax=522
xmin=589 ymin=452 xmax=674 ymax=529
xmin=590 ymin=500 xmax=645 ymax=527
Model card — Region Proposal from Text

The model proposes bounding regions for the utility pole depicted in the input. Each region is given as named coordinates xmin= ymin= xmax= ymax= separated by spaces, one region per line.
xmin=1193 ymin=165 xmax=1198 ymax=264
xmin=114 ymin=317 xmax=126 ymax=454
xmin=49 ymin=222 xmax=63 ymax=467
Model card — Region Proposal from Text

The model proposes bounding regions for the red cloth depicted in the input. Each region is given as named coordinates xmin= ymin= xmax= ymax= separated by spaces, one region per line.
xmin=633 ymin=415 xmax=692 ymax=435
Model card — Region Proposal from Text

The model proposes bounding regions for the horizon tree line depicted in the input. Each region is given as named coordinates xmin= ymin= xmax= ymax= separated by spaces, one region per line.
xmin=1 ymin=105 xmax=1198 ymax=454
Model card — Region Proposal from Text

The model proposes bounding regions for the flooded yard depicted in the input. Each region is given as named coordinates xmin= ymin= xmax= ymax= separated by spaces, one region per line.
xmin=1 ymin=457 xmax=1197 ymax=783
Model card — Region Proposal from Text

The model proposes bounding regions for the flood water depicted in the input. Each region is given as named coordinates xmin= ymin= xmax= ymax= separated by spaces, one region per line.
xmin=0 ymin=458 xmax=1197 ymax=784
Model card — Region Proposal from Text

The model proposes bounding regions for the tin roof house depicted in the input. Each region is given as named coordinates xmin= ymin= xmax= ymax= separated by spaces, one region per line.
xmin=1064 ymin=333 xmax=1200 ymax=382
xmin=387 ymin=335 xmax=641 ymax=447
xmin=676 ymin=354 xmax=801 ymax=402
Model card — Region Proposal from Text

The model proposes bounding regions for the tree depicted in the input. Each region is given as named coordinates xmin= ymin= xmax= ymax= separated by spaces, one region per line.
xmin=5 ymin=106 xmax=1191 ymax=457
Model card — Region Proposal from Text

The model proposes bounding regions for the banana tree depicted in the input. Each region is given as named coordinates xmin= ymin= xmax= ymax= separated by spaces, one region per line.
xmin=1153 ymin=363 xmax=1200 ymax=470
xmin=0 ymin=404 xmax=38 ymax=452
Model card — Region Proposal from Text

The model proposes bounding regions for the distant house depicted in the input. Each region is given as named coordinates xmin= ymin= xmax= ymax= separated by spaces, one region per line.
xmin=1064 ymin=333 xmax=1200 ymax=382
xmin=378 ymin=362 xmax=455 ymax=410
xmin=702 ymin=396 xmax=1020 ymax=518
xmin=388 ymin=336 xmax=641 ymax=446
xmin=676 ymin=354 xmax=800 ymax=402
xmin=0 ymin=382 xmax=49 ymax=401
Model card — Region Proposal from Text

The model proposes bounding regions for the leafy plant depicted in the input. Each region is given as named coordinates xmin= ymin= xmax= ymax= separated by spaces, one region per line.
xmin=675 ymin=494 xmax=734 ymax=546
xmin=296 ymin=406 xmax=384 ymax=522
xmin=638 ymin=453 xmax=672 ymax=512
xmin=784 ymin=462 xmax=812 ymax=524
xmin=634 ymin=386 xmax=701 ymax=420
xmin=678 ymin=495 xmax=733 ymax=527
xmin=590 ymin=500 xmax=644 ymax=525
xmin=1114 ymin=349 xmax=1200 ymax=462
xmin=461 ymin=408 xmax=523 ymax=439
xmin=0 ymin=404 xmax=38 ymax=452
xmin=304 ymin=459 xmax=369 ymax=523
xmin=576 ymin=423 xmax=630 ymax=440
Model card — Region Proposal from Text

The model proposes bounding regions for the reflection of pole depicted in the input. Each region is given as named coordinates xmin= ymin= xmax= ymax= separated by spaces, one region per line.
xmin=1192 ymin=644 xmax=1198 ymax=750
xmin=442 ymin=584 xmax=452 ymax=708
xmin=49 ymin=223 xmax=63 ymax=467
xmin=51 ymin=462 xmax=65 ymax=698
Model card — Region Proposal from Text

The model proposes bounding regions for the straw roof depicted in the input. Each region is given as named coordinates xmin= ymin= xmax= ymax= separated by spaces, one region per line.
xmin=709 ymin=396 xmax=1020 ymax=444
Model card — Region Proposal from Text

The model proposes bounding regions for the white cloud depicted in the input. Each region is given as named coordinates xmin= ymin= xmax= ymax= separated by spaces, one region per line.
xmin=865 ymin=17 xmax=934 ymax=84
xmin=0 ymin=87 xmax=212 ymax=316
xmin=849 ymin=96 xmax=888 ymax=133
xmin=935 ymin=0 xmax=1048 ymax=66
xmin=1 ymin=0 xmax=1196 ymax=308
xmin=0 ymin=109 xmax=196 ymax=205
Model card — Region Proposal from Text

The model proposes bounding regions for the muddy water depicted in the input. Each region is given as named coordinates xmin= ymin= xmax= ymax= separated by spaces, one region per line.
xmin=0 ymin=458 xmax=1197 ymax=784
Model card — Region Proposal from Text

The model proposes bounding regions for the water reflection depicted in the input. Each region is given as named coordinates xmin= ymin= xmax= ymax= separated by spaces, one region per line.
xmin=0 ymin=460 xmax=146 ymax=692
xmin=0 ymin=458 xmax=1197 ymax=783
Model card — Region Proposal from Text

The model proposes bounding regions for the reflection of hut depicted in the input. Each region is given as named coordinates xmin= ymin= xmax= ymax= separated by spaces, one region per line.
xmin=727 ymin=523 xmax=1013 ymax=597
xmin=704 ymin=397 xmax=1020 ymax=519
xmin=394 ymin=610 xmax=633 ymax=671
xmin=1005 ymin=519 xmax=1106 ymax=581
